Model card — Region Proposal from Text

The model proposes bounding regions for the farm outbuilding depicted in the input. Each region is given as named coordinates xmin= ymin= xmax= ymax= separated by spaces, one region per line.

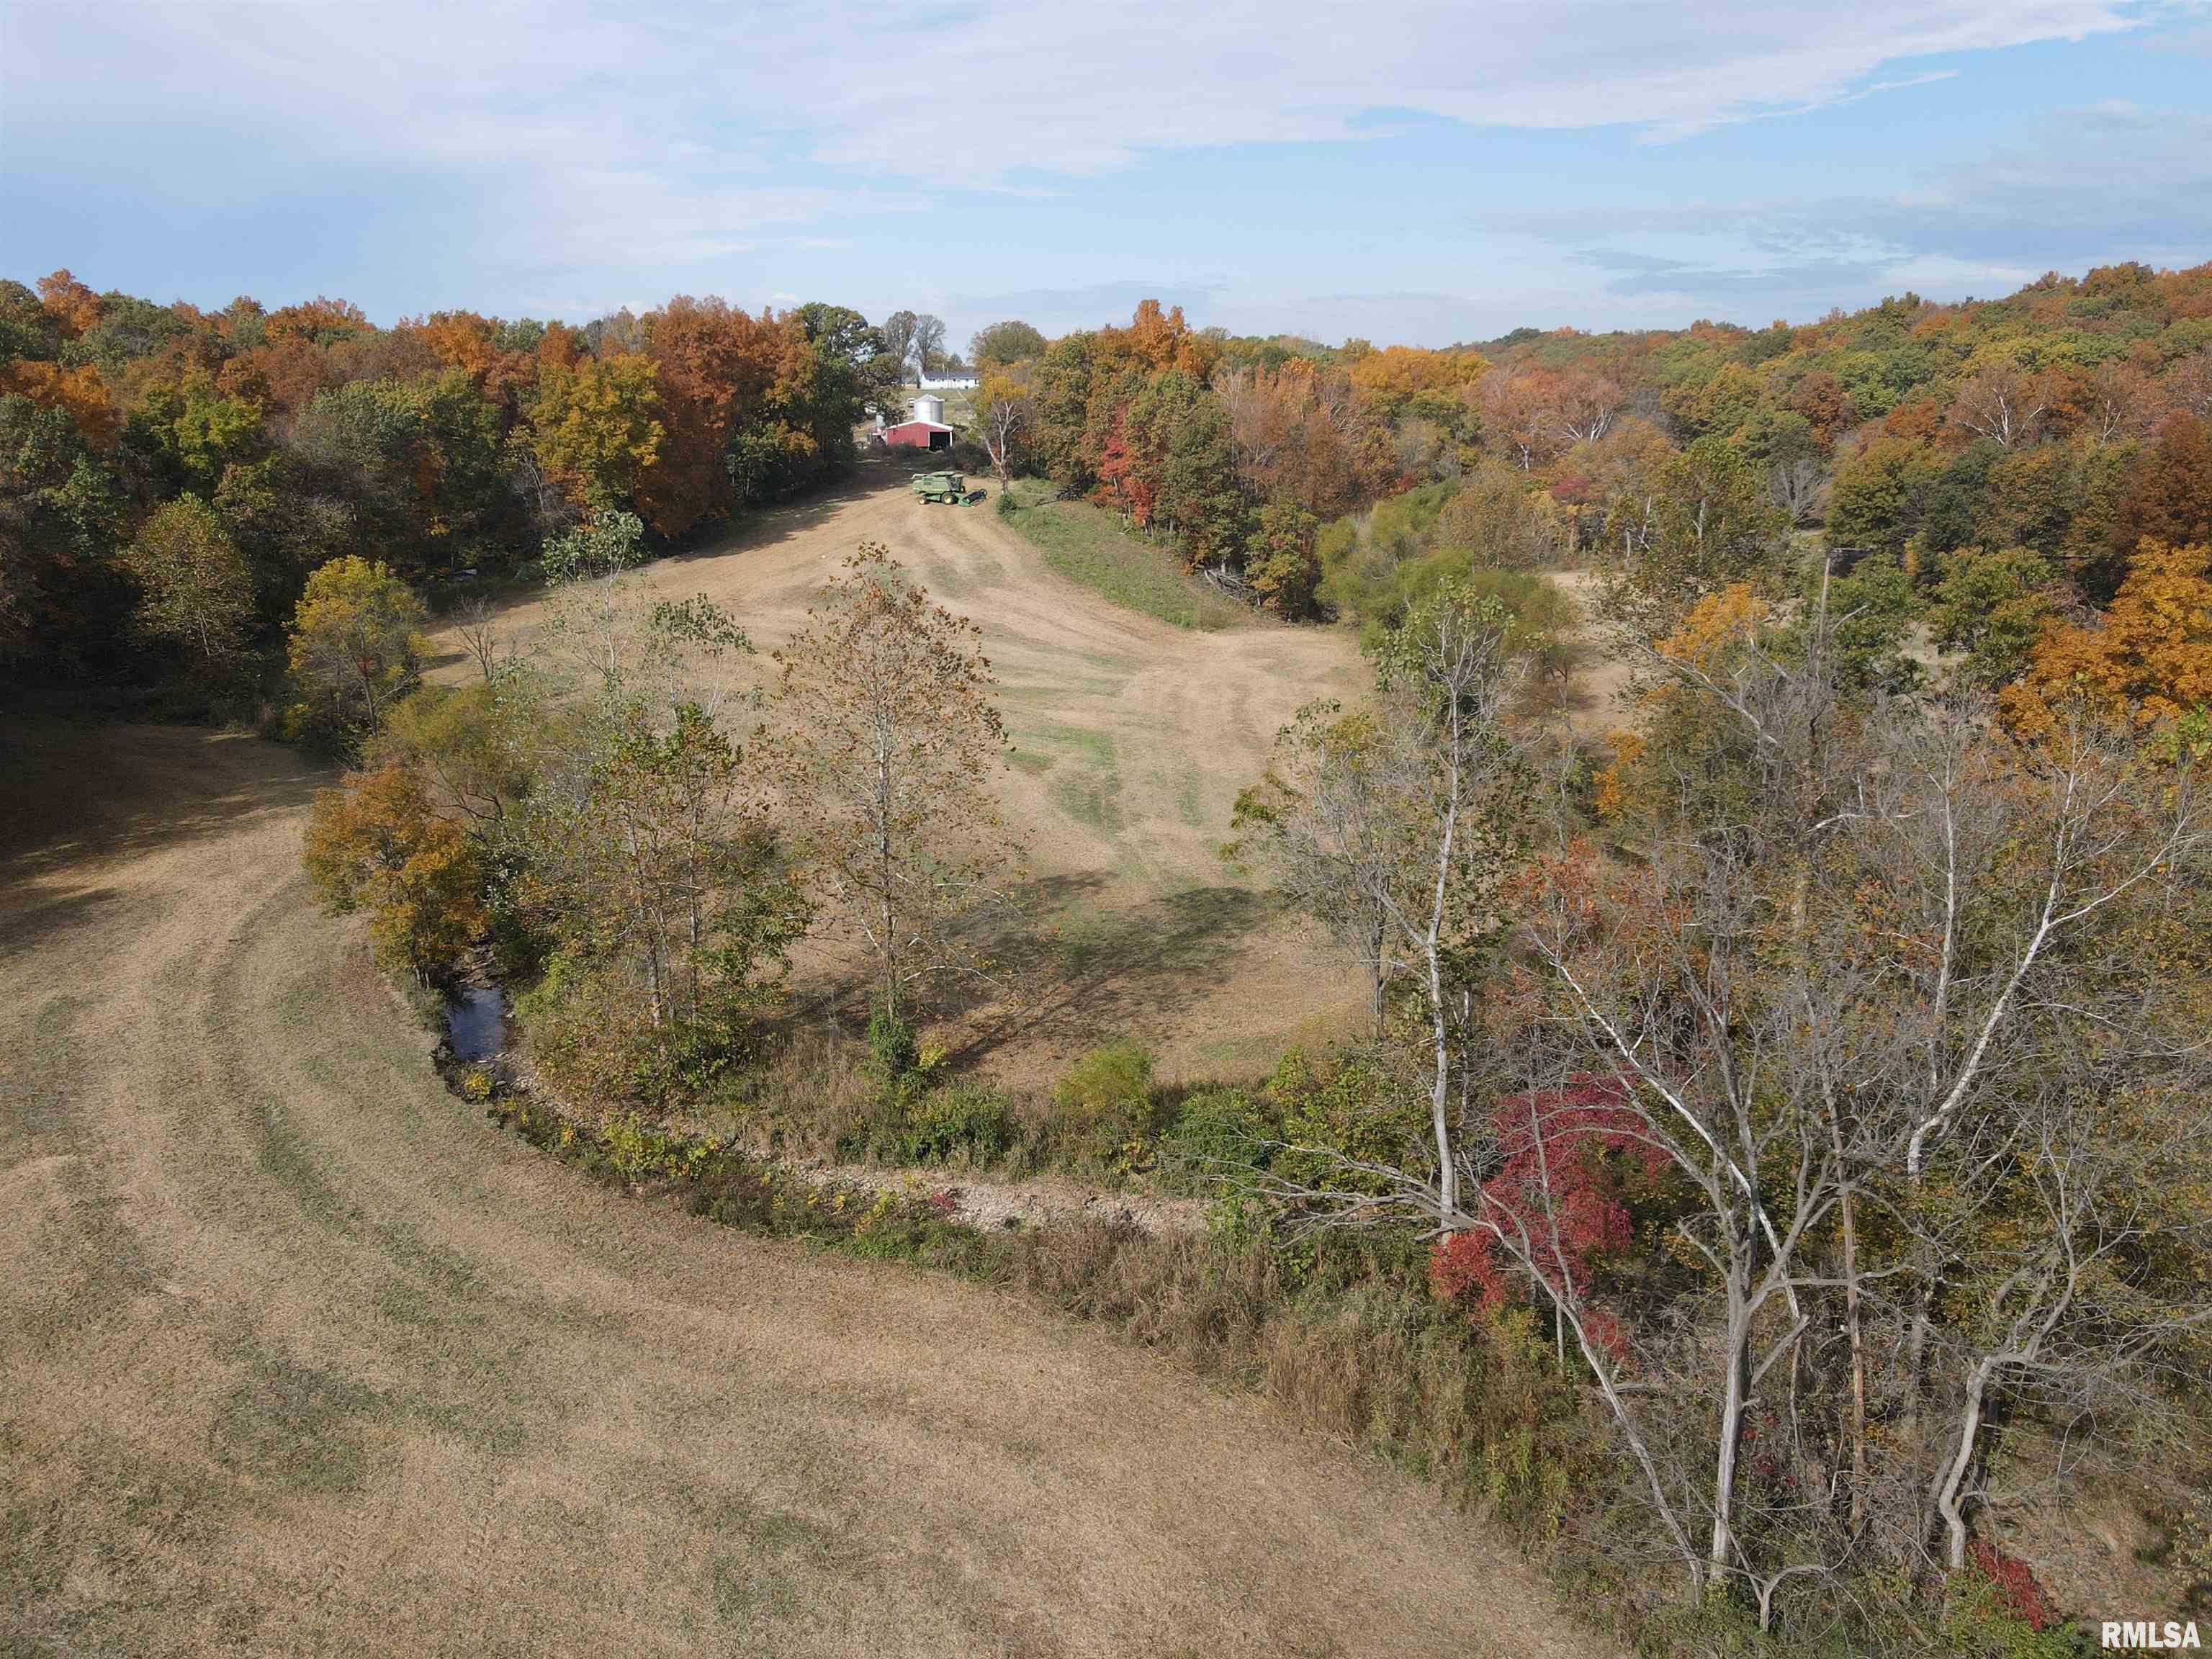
xmin=879 ymin=395 xmax=953 ymax=451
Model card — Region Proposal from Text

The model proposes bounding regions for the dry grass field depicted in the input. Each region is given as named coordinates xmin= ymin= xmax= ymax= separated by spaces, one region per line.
xmin=0 ymin=721 xmax=1586 ymax=1657
xmin=430 ymin=460 xmax=1375 ymax=1087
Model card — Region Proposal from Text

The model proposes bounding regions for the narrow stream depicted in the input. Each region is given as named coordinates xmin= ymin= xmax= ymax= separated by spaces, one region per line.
xmin=445 ymin=984 xmax=506 ymax=1061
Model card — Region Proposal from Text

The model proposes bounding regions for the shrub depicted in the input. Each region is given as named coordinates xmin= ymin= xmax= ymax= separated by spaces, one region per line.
xmin=896 ymin=1084 xmax=1012 ymax=1166
xmin=1159 ymin=1088 xmax=1274 ymax=1174
xmin=1051 ymin=1042 xmax=1161 ymax=1171
xmin=713 ymin=1028 xmax=874 ymax=1158
xmin=1265 ymin=1046 xmax=1426 ymax=1199
xmin=1937 ymin=1567 xmax=2085 ymax=1659
xmin=515 ymin=953 xmax=757 ymax=1111
xmin=866 ymin=1010 xmax=920 ymax=1080
xmin=1158 ymin=1087 xmax=1279 ymax=1238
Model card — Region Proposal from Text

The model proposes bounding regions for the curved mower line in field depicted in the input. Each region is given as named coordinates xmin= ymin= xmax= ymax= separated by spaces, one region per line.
xmin=0 ymin=645 xmax=1581 ymax=1652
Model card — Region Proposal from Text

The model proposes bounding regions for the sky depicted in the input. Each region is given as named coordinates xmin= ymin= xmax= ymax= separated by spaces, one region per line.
xmin=4 ymin=1 xmax=2211 ymax=350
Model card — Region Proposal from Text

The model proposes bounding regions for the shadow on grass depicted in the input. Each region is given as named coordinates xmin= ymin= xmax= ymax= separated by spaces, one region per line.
xmin=935 ymin=874 xmax=1277 ymax=1066
xmin=768 ymin=874 xmax=1278 ymax=1072
xmin=0 ymin=724 xmax=328 ymax=878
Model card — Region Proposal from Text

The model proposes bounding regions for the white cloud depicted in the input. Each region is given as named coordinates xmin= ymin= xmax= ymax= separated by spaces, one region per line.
xmin=10 ymin=3 xmax=2186 ymax=188
xmin=4 ymin=1 xmax=2205 ymax=336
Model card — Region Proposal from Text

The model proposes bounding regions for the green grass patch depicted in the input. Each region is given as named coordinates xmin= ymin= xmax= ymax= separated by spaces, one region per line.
xmin=1048 ymin=767 xmax=1123 ymax=831
xmin=999 ymin=480 xmax=1249 ymax=631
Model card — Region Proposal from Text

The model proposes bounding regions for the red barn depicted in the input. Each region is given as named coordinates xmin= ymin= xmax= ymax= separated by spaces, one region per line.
xmin=881 ymin=416 xmax=953 ymax=451
xmin=878 ymin=393 xmax=954 ymax=451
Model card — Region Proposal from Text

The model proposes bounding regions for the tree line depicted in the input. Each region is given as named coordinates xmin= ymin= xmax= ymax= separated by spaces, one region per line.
xmin=0 ymin=271 xmax=909 ymax=696
xmin=967 ymin=266 xmax=2212 ymax=695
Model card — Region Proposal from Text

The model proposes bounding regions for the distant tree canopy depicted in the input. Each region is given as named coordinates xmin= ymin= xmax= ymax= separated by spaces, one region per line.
xmin=9 ymin=260 xmax=2212 ymax=728
xmin=0 ymin=272 xmax=891 ymax=700
xmin=971 ymin=320 xmax=1046 ymax=368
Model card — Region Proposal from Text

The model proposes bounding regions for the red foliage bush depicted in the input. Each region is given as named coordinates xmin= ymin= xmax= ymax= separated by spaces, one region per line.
xmin=1430 ymin=1076 xmax=1663 ymax=1358
xmin=1969 ymin=1537 xmax=2060 ymax=1632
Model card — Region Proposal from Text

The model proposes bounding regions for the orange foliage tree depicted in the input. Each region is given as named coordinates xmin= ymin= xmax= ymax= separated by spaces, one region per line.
xmin=302 ymin=761 xmax=487 ymax=981
xmin=2002 ymin=539 xmax=2212 ymax=735
xmin=633 ymin=297 xmax=801 ymax=538
xmin=0 ymin=359 xmax=119 ymax=449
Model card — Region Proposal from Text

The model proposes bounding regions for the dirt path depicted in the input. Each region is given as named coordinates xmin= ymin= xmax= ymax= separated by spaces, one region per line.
xmin=431 ymin=464 xmax=1370 ymax=1085
xmin=0 ymin=724 xmax=1586 ymax=1658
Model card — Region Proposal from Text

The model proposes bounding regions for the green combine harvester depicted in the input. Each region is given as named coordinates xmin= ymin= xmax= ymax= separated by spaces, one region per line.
xmin=910 ymin=470 xmax=981 ymax=505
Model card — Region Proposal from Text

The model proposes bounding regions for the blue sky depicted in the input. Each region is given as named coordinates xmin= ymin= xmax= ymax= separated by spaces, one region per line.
xmin=4 ymin=1 xmax=2210 ymax=349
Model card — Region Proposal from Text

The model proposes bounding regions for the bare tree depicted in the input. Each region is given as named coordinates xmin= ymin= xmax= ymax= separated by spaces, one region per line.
xmin=2080 ymin=359 xmax=2159 ymax=444
xmin=1768 ymin=454 xmax=1829 ymax=525
xmin=1227 ymin=703 xmax=1411 ymax=1032
xmin=2166 ymin=345 xmax=2212 ymax=423
xmin=454 ymin=594 xmax=505 ymax=683
xmin=768 ymin=542 xmax=1020 ymax=1022
xmin=1948 ymin=363 xmax=2051 ymax=449
xmin=910 ymin=313 xmax=948 ymax=375
xmin=1552 ymin=369 xmax=1624 ymax=446
xmin=1370 ymin=585 xmax=1527 ymax=1219
xmin=1481 ymin=371 xmax=1562 ymax=472
xmin=972 ymin=372 xmax=1035 ymax=487
xmin=1920 ymin=1079 xmax=2212 ymax=1573
xmin=1238 ymin=579 xmax=2212 ymax=1627
xmin=879 ymin=310 xmax=919 ymax=380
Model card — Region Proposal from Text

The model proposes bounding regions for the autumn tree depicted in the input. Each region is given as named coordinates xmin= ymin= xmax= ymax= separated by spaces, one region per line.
xmin=1436 ymin=462 xmax=1568 ymax=570
xmin=1136 ymin=370 xmax=1244 ymax=567
xmin=516 ymin=698 xmax=806 ymax=1097
xmin=302 ymin=760 xmax=486 ymax=981
xmin=120 ymin=494 xmax=253 ymax=675
xmin=2108 ymin=413 xmax=2212 ymax=568
xmin=471 ymin=503 xmax=793 ymax=1098
xmin=1246 ymin=499 xmax=1321 ymax=618
xmin=1 ymin=387 xmax=127 ymax=657
xmin=2002 ymin=538 xmax=2212 ymax=734
xmin=526 ymin=353 xmax=665 ymax=510
xmin=768 ymin=543 xmax=1017 ymax=1025
xmin=634 ymin=296 xmax=792 ymax=537
xmin=1928 ymin=546 xmax=2062 ymax=691
xmin=971 ymin=371 xmax=1034 ymax=487
xmin=1607 ymin=436 xmax=1788 ymax=622
xmin=285 ymin=555 xmax=426 ymax=740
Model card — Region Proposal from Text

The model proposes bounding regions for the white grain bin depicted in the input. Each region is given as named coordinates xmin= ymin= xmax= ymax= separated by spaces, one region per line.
xmin=912 ymin=394 xmax=945 ymax=426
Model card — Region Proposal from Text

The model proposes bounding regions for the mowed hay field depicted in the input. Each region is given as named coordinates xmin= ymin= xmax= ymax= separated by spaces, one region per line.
xmin=431 ymin=460 xmax=1372 ymax=1084
xmin=0 ymin=724 xmax=1583 ymax=1658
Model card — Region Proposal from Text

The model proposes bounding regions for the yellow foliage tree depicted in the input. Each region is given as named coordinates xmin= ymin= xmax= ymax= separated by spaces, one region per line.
xmin=526 ymin=354 xmax=665 ymax=510
xmin=286 ymin=555 xmax=426 ymax=739
xmin=1346 ymin=345 xmax=1488 ymax=419
xmin=302 ymin=762 xmax=486 ymax=981
xmin=2001 ymin=539 xmax=2212 ymax=736
xmin=1594 ymin=583 xmax=1772 ymax=831
xmin=121 ymin=495 xmax=253 ymax=675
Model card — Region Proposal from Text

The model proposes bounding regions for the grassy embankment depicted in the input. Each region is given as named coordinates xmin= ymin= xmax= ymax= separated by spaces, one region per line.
xmin=997 ymin=478 xmax=1250 ymax=631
